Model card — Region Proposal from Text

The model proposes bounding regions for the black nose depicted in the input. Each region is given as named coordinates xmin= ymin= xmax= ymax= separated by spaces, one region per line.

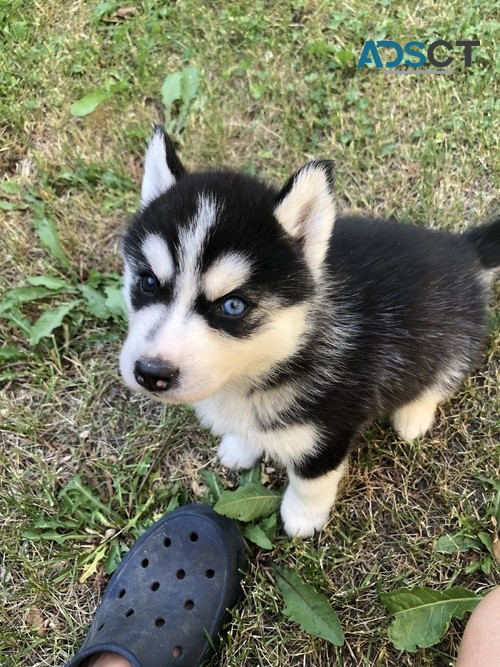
xmin=134 ymin=359 xmax=179 ymax=392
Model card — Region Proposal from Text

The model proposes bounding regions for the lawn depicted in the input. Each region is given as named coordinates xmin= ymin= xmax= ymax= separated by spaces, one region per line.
xmin=0 ymin=1 xmax=498 ymax=666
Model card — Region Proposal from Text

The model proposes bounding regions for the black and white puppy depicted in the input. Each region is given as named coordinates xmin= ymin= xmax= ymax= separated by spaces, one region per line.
xmin=120 ymin=126 xmax=499 ymax=536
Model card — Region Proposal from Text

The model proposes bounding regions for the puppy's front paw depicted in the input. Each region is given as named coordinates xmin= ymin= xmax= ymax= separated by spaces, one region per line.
xmin=280 ymin=486 xmax=331 ymax=538
xmin=217 ymin=434 xmax=261 ymax=471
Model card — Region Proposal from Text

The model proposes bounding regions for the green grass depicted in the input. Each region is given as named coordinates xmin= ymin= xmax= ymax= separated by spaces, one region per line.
xmin=1 ymin=1 xmax=499 ymax=665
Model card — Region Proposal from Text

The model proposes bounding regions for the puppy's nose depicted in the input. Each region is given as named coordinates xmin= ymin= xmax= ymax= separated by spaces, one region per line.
xmin=134 ymin=358 xmax=179 ymax=392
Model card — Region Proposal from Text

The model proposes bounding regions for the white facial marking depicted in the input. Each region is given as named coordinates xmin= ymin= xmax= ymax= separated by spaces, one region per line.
xmin=203 ymin=253 xmax=252 ymax=301
xmin=122 ymin=262 xmax=134 ymax=311
xmin=147 ymin=195 xmax=218 ymax=354
xmin=179 ymin=195 xmax=218 ymax=278
xmin=141 ymin=234 xmax=174 ymax=284
xmin=141 ymin=130 xmax=177 ymax=207
xmin=119 ymin=303 xmax=169 ymax=391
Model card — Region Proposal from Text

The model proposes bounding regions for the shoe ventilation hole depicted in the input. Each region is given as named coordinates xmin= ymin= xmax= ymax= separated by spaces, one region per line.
xmin=125 ymin=609 xmax=134 ymax=617
xmin=189 ymin=532 xmax=198 ymax=542
xmin=173 ymin=646 xmax=183 ymax=658
xmin=184 ymin=600 xmax=194 ymax=610
xmin=206 ymin=569 xmax=215 ymax=579
xmin=118 ymin=589 xmax=126 ymax=598
xmin=141 ymin=558 xmax=149 ymax=568
xmin=97 ymin=623 xmax=105 ymax=632
xmin=151 ymin=581 xmax=160 ymax=591
xmin=176 ymin=569 xmax=185 ymax=579
xmin=164 ymin=537 xmax=171 ymax=548
xmin=155 ymin=618 xmax=165 ymax=628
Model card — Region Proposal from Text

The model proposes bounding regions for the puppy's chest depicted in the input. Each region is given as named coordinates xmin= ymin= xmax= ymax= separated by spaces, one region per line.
xmin=194 ymin=382 xmax=299 ymax=437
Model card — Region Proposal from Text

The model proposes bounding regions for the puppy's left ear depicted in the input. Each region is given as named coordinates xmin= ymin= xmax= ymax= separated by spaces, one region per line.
xmin=274 ymin=160 xmax=335 ymax=277
xmin=141 ymin=125 xmax=186 ymax=207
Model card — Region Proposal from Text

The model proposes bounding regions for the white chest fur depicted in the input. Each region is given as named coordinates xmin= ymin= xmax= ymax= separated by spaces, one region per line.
xmin=194 ymin=384 xmax=318 ymax=467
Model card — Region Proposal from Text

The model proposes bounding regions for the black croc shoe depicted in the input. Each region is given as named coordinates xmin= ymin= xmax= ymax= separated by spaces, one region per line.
xmin=66 ymin=505 xmax=246 ymax=667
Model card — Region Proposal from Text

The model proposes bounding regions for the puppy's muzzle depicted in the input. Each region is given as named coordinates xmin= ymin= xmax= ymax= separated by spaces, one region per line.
xmin=134 ymin=358 xmax=179 ymax=393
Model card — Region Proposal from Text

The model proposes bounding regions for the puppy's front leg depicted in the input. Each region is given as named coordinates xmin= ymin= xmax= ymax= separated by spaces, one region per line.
xmin=217 ymin=434 xmax=262 ymax=471
xmin=281 ymin=460 xmax=348 ymax=537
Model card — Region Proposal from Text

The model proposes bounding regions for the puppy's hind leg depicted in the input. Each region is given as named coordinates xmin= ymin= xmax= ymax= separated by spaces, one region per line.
xmin=391 ymin=388 xmax=445 ymax=441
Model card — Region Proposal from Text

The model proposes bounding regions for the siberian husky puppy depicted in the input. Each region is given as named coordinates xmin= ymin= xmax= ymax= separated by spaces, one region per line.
xmin=120 ymin=126 xmax=499 ymax=536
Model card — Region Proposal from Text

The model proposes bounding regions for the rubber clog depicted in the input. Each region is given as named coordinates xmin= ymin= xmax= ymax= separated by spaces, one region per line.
xmin=66 ymin=505 xmax=246 ymax=667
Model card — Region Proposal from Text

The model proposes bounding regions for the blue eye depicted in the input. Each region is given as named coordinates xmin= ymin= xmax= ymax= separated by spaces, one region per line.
xmin=220 ymin=296 xmax=248 ymax=317
xmin=140 ymin=272 xmax=159 ymax=294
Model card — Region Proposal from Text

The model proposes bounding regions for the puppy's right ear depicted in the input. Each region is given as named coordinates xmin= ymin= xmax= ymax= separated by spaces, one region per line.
xmin=141 ymin=126 xmax=186 ymax=207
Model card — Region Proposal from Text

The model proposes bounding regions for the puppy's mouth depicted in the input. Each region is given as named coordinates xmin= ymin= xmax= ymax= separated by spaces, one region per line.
xmin=137 ymin=384 xmax=216 ymax=406
xmin=129 ymin=367 xmax=219 ymax=405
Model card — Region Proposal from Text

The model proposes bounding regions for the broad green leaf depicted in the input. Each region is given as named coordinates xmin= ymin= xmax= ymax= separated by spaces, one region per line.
xmin=260 ymin=513 xmax=277 ymax=541
xmin=71 ymin=89 xmax=108 ymax=117
xmin=435 ymin=533 xmax=483 ymax=554
xmin=29 ymin=301 xmax=78 ymax=345
xmin=274 ymin=566 xmax=344 ymax=646
xmin=93 ymin=1 xmax=122 ymax=20
xmin=0 ymin=286 xmax=54 ymax=314
xmin=380 ymin=586 xmax=481 ymax=652
xmin=161 ymin=72 xmax=182 ymax=116
xmin=80 ymin=544 xmax=108 ymax=582
xmin=214 ymin=482 xmax=281 ymax=522
xmin=0 ymin=306 xmax=32 ymax=334
xmin=239 ymin=465 xmax=262 ymax=486
xmin=59 ymin=474 xmax=118 ymax=526
xmin=250 ymin=83 xmax=266 ymax=100
xmin=33 ymin=217 xmax=70 ymax=267
xmin=242 ymin=523 xmax=273 ymax=550
xmin=0 ymin=201 xmax=17 ymax=210
xmin=78 ymin=284 xmax=110 ymax=320
xmin=22 ymin=529 xmax=89 ymax=547
xmin=335 ymin=49 xmax=356 ymax=66
xmin=0 ymin=346 xmax=28 ymax=362
xmin=477 ymin=531 xmax=493 ymax=552
xmin=199 ymin=469 xmax=225 ymax=501
xmin=181 ymin=66 xmax=199 ymax=106
xmin=104 ymin=539 xmax=126 ymax=575
xmin=104 ymin=285 xmax=127 ymax=320
xmin=27 ymin=275 xmax=72 ymax=291
xmin=0 ymin=181 xmax=23 ymax=195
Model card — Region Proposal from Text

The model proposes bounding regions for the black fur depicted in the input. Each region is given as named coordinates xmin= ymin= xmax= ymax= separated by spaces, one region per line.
xmin=290 ymin=215 xmax=491 ymax=478
xmin=121 ymin=128 xmax=499 ymax=534
xmin=466 ymin=217 xmax=500 ymax=268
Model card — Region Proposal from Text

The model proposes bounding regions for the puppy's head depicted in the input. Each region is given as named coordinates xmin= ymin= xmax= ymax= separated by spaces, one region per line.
xmin=120 ymin=127 xmax=336 ymax=404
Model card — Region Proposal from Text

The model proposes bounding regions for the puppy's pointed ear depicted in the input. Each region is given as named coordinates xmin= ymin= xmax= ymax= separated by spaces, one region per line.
xmin=274 ymin=160 xmax=335 ymax=276
xmin=141 ymin=126 xmax=186 ymax=207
